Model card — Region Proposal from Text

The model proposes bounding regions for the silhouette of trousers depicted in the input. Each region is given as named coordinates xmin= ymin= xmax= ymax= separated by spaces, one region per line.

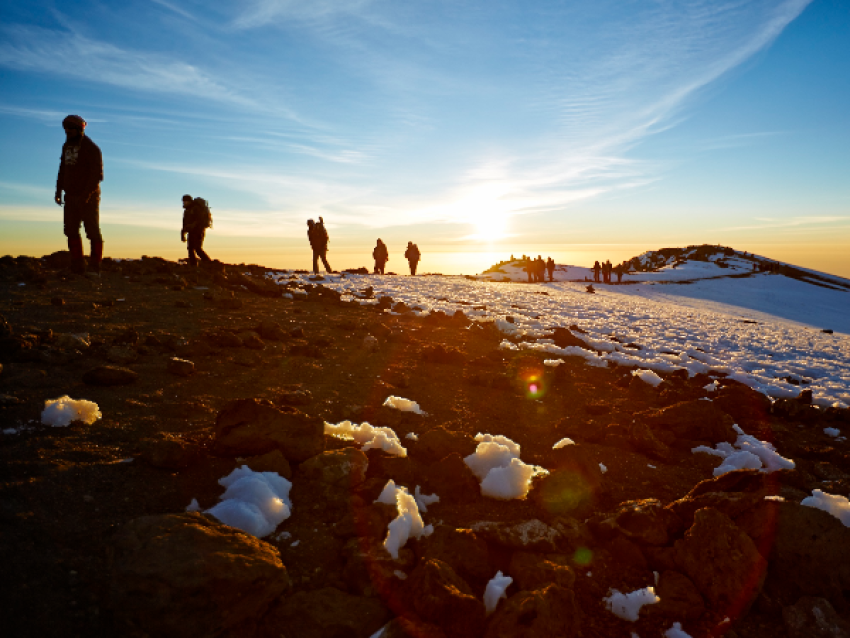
xmin=313 ymin=249 xmax=331 ymax=273
xmin=187 ymin=229 xmax=211 ymax=266
xmin=64 ymin=192 xmax=102 ymax=272
xmin=409 ymin=260 xmax=418 ymax=276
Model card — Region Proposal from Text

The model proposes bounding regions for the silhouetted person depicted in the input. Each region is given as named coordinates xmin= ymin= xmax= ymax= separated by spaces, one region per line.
xmin=615 ymin=263 xmax=624 ymax=283
xmin=307 ymin=217 xmax=331 ymax=274
xmin=593 ymin=260 xmax=601 ymax=283
xmin=404 ymin=241 xmax=420 ymax=275
xmin=373 ymin=238 xmax=389 ymax=274
xmin=55 ymin=115 xmax=103 ymax=276
xmin=524 ymin=257 xmax=534 ymax=282
xmin=180 ymin=195 xmax=212 ymax=266
xmin=546 ymin=257 xmax=555 ymax=282
xmin=535 ymin=255 xmax=545 ymax=282
xmin=604 ymin=260 xmax=612 ymax=284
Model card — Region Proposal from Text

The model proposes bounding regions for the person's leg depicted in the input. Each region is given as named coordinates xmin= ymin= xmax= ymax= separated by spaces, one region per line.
xmin=321 ymin=251 xmax=331 ymax=272
xmin=81 ymin=192 xmax=103 ymax=274
xmin=194 ymin=230 xmax=211 ymax=262
xmin=313 ymin=250 xmax=320 ymax=274
xmin=64 ymin=196 xmax=86 ymax=274
xmin=187 ymin=232 xmax=199 ymax=266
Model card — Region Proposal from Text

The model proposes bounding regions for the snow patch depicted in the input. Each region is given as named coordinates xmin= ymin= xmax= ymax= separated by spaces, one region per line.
xmin=383 ymin=395 xmax=428 ymax=415
xmin=324 ymin=420 xmax=407 ymax=457
xmin=205 ymin=466 xmax=292 ymax=538
xmin=375 ymin=480 xmax=434 ymax=558
xmin=665 ymin=622 xmax=693 ymax=638
xmin=632 ymin=369 xmax=663 ymax=387
xmin=692 ymin=425 xmax=794 ymax=476
xmin=604 ymin=587 xmax=660 ymax=621
xmin=553 ymin=437 xmax=576 ymax=449
xmin=484 ymin=571 xmax=513 ymax=614
xmin=41 ymin=396 xmax=102 ymax=427
xmin=801 ymin=489 xmax=850 ymax=527
xmin=464 ymin=433 xmax=543 ymax=500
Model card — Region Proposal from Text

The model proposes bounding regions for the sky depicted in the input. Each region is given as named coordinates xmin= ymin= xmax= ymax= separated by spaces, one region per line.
xmin=0 ymin=0 xmax=848 ymax=276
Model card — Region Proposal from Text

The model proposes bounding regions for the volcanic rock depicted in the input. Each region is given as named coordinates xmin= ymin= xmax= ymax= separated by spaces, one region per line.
xmin=484 ymin=584 xmax=580 ymax=638
xmin=244 ymin=449 xmax=292 ymax=479
xmin=167 ymin=357 xmax=195 ymax=377
xmin=415 ymin=426 xmax=472 ymax=463
xmin=644 ymin=570 xmax=705 ymax=620
xmin=419 ymin=527 xmax=492 ymax=589
xmin=342 ymin=536 xmax=415 ymax=596
xmin=782 ymin=596 xmax=850 ymax=638
xmin=471 ymin=519 xmax=567 ymax=553
xmin=111 ymin=512 xmax=288 ymax=637
xmin=508 ymin=551 xmax=576 ymax=592
xmin=213 ymin=398 xmax=324 ymax=462
xmin=421 ymin=453 xmax=480 ymax=503
xmin=639 ymin=399 xmax=737 ymax=446
xmin=590 ymin=499 xmax=683 ymax=546
xmin=140 ymin=434 xmax=199 ymax=470
xmin=407 ymin=559 xmax=486 ymax=638
xmin=298 ymin=448 xmax=368 ymax=489
xmin=82 ymin=365 xmax=138 ymax=386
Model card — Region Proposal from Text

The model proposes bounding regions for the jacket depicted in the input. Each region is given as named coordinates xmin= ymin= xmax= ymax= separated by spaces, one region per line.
xmin=56 ymin=135 xmax=103 ymax=198
xmin=405 ymin=244 xmax=420 ymax=261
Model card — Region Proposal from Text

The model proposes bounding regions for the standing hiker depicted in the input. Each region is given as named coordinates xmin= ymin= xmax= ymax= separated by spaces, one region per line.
xmin=404 ymin=241 xmax=421 ymax=276
xmin=604 ymin=260 xmax=613 ymax=284
xmin=180 ymin=195 xmax=213 ymax=266
xmin=307 ymin=217 xmax=332 ymax=274
xmin=373 ymin=238 xmax=389 ymax=274
xmin=546 ymin=257 xmax=555 ymax=282
xmin=55 ymin=115 xmax=103 ymax=276
xmin=593 ymin=260 xmax=601 ymax=283
xmin=535 ymin=255 xmax=545 ymax=282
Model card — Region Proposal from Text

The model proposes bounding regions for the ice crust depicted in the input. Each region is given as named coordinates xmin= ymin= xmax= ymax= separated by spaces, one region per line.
xmin=604 ymin=587 xmax=660 ymax=621
xmin=205 ymin=466 xmax=292 ymax=538
xmin=801 ymin=489 xmax=850 ymax=527
xmin=266 ymin=271 xmax=850 ymax=408
xmin=41 ymin=396 xmax=102 ymax=427
xmin=324 ymin=420 xmax=407 ymax=457
xmin=692 ymin=425 xmax=794 ymax=476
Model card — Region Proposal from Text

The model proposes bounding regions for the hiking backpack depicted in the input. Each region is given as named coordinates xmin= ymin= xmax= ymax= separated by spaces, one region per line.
xmin=193 ymin=197 xmax=213 ymax=229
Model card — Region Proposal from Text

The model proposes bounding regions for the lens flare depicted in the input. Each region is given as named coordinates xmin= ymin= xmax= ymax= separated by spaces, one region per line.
xmin=573 ymin=547 xmax=593 ymax=566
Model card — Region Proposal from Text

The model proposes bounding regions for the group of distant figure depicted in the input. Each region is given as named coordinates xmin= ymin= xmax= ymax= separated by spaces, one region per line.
xmin=592 ymin=260 xmax=628 ymax=284
xmin=516 ymin=254 xmax=556 ymax=282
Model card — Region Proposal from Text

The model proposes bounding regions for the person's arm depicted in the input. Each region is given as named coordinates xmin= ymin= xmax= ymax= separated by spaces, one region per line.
xmin=55 ymin=148 xmax=65 ymax=205
xmin=83 ymin=139 xmax=103 ymax=203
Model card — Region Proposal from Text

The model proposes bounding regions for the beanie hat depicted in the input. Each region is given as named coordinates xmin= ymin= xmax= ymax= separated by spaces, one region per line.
xmin=182 ymin=194 xmax=193 ymax=202
xmin=62 ymin=115 xmax=86 ymax=130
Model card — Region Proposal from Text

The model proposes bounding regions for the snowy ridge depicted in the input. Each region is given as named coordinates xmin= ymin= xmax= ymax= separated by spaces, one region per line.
xmin=266 ymin=271 xmax=850 ymax=408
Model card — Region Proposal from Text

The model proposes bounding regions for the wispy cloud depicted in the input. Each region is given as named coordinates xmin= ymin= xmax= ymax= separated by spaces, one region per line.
xmin=720 ymin=216 xmax=850 ymax=232
xmin=149 ymin=0 xmax=198 ymax=22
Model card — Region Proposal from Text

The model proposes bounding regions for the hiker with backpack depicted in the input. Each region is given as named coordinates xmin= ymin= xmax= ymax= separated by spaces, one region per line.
xmin=181 ymin=195 xmax=213 ymax=266
xmin=55 ymin=115 xmax=104 ymax=277
xmin=307 ymin=217 xmax=332 ymax=274
xmin=373 ymin=239 xmax=389 ymax=274
xmin=404 ymin=241 xmax=420 ymax=275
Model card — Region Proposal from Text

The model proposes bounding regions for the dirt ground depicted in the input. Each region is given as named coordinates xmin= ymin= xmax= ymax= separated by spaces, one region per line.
xmin=0 ymin=255 xmax=848 ymax=638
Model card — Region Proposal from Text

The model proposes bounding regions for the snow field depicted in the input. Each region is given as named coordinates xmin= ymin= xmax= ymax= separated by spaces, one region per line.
xmin=204 ymin=465 xmax=293 ymax=538
xmin=41 ymin=396 xmax=101 ymax=427
xmin=375 ymin=480 xmax=435 ymax=559
xmin=324 ymin=420 xmax=407 ymax=457
xmin=266 ymin=271 xmax=850 ymax=407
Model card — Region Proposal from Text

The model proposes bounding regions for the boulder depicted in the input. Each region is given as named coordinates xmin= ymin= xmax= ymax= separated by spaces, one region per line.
xmin=256 ymin=320 xmax=288 ymax=341
xmin=380 ymin=617 xmax=448 ymax=638
xmin=782 ymin=596 xmax=850 ymax=638
xmin=639 ymin=400 xmax=737 ymax=446
xmin=644 ymin=570 xmax=705 ymax=620
xmin=407 ymin=559 xmax=486 ymax=638
xmin=258 ymin=587 xmax=389 ymax=638
xmin=471 ymin=519 xmax=566 ymax=553
xmin=415 ymin=427 xmax=472 ymax=463
xmin=244 ymin=449 xmax=292 ymax=480
xmin=551 ymin=327 xmax=587 ymax=349
xmin=167 ymin=357 xmax=195 ymax=377
xmin=275 ymin=388 xmax=312 ymax=407
xmin=213 ymin=399 xmax=324 ymax=462
xmin=55 ymin=333 xmax=90 ymax=350
xmin=589 ymin=499 xmax=682 ymax=546
xmin=206 ymin=331 xmax=243 ymax=348
xmin=713 ymin=383 xmax=772 ymax=428
xmin=673 ymin=508 xmax=766 ymax=616
xmin=298 ymin=448 xmax=369 ymax=489
xmin=111 ymin=513 xmax=288 ymax=637
xmin=734 ymin=500 xmax=850 ymax=612
xmin=531 ymin=463 xmax=600 ymax=521
xmin=140 ymin=434 xmax=199 ymax=470
xmin=107 ymin=345 xmax=139 ymax=365
xmin=342 ymin=536 xmax=415 ymax=596
xmin=239 ymin=331 xmax=265 ymax=350
xmin=484 ymin=584 xmax=580 ymax=638
xmin=666 ymin=490 xmax=764 ymax=530
xmin=508 ymin=551 xmax=576 ymax=592
xmin=82 ymin=365 xmax=138 ymax=386
xmin=419 ymin=527 xmax=492 ymax=588
xmin=628 ymin=419 xmax=671 ymax=461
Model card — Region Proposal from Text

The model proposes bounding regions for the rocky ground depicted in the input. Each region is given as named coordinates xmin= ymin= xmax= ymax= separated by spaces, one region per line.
xmin=1 ymin=253 xmax=849 ymax=638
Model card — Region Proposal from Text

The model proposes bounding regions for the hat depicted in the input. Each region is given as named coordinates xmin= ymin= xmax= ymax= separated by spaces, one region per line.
xmin=182 ymin=194 xmax=193 ymax=202
xmin=307 ymin=219 xmax=315 ymax=225
xmin=62 ymin=115 xmax=86 ymax=130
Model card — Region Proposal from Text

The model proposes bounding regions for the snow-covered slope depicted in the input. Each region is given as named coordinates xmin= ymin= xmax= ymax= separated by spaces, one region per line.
xmin=267 ymin=268 xmax=850 ymax=409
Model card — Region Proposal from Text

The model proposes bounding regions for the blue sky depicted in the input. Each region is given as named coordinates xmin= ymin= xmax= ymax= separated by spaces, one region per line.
xmin=1 ymin=0 xmax=848 ymax=276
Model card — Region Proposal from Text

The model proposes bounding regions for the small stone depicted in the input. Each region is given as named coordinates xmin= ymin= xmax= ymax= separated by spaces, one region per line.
xmin=82 ymin=365 xmax=139 ymax=386
xmin=167 ymin=358 xmax=195 ymax=377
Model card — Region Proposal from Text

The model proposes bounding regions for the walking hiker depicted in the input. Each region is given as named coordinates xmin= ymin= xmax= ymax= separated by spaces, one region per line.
xmin=404 ymin=241 xmax=421 ymax=276
xmin=546 ymin=257 xmax=555 ymax=282
xmin=604 ymin=260 xmax=613 ymax=284
xmin=373 ymin=239 xmax=389 ymax=274
xmin=307 ymin=217 xmax=332 ymax=274
xmin=524 ymin=257 xmax=534 ymax=283
xmin=180 ymin=195 xmax=213 ymax=266
xmin=593 ymin=260 xmax=601 ymax=283
xmin=55 ymin=115 xmax=103 ymax=276
xmin=535 ymin=256 xmax=545 ymax=282
xmin=615 ymin=263 xmax=624 ymax=283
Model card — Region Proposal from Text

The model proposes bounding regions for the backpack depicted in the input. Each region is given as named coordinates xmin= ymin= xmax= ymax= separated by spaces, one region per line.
xmin=193 ymin=197 xmax=213 ymax=229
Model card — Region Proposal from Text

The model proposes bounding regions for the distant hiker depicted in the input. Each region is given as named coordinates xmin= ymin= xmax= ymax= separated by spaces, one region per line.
xmin=180 ymin=195 xmax=213 ymax=266
xmin=535 ymin=255 xmax=545 ymax=283
xmin=524 ymin=257 xmax=534 ymax=283
xmin=307 ymin=217 xmax=332 ymax=274
xmin=55 ymin=115 xmax=103 ymax=276
xmin=593 ymin=261 xmax=601 ymax=283
xmin=546 ymin=257 xmax=555 ymax=282
xmin=373 ymin=239 xmax=389 ymax=274
xmin=604 ymin=260 xmax=613 ymax=284
xmin=614 ymin=263 xmax=624 ymax=283
xmin=404 ymin=241 xmax=420 ymax=276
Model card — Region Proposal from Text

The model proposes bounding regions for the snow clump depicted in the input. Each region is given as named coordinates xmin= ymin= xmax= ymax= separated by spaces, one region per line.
xmin=324 ymin=420 xmax=407 ymax=457
xmin=205 ymin=465 xmax=292 ymax=538
xmin=544 ymin=359 xmax=565 ymax=367
xmin=632 ymin=369 xmax=664 ymax=387
xmin=801 ymin=489 xmax=850 ymax=527
xmin=604 ymin=587 xmax=660 ymax=621
xmin=484 ymin=571 xmax=513 ymax=614
xmin=665 ymin=622 xmax=694 ymax=638
xmin=41 ymin=396 xmax=102 ymax=427
xmin=464 ymin=433 xmax=543 ymax=500
xmin=413 ymin=485 xmax=440 ymax=512
xmin=383 ymin=395 xmax=428 ymax=415
xmin=553 ymin=437 xmax=576 ymax=448
xmin=824 ymin=427 xmax=842 ymax=438
xmin=375 ymin=480 xmax=434 ymax=558
xmin=692 ymin=424 xmax=794 ymax=476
